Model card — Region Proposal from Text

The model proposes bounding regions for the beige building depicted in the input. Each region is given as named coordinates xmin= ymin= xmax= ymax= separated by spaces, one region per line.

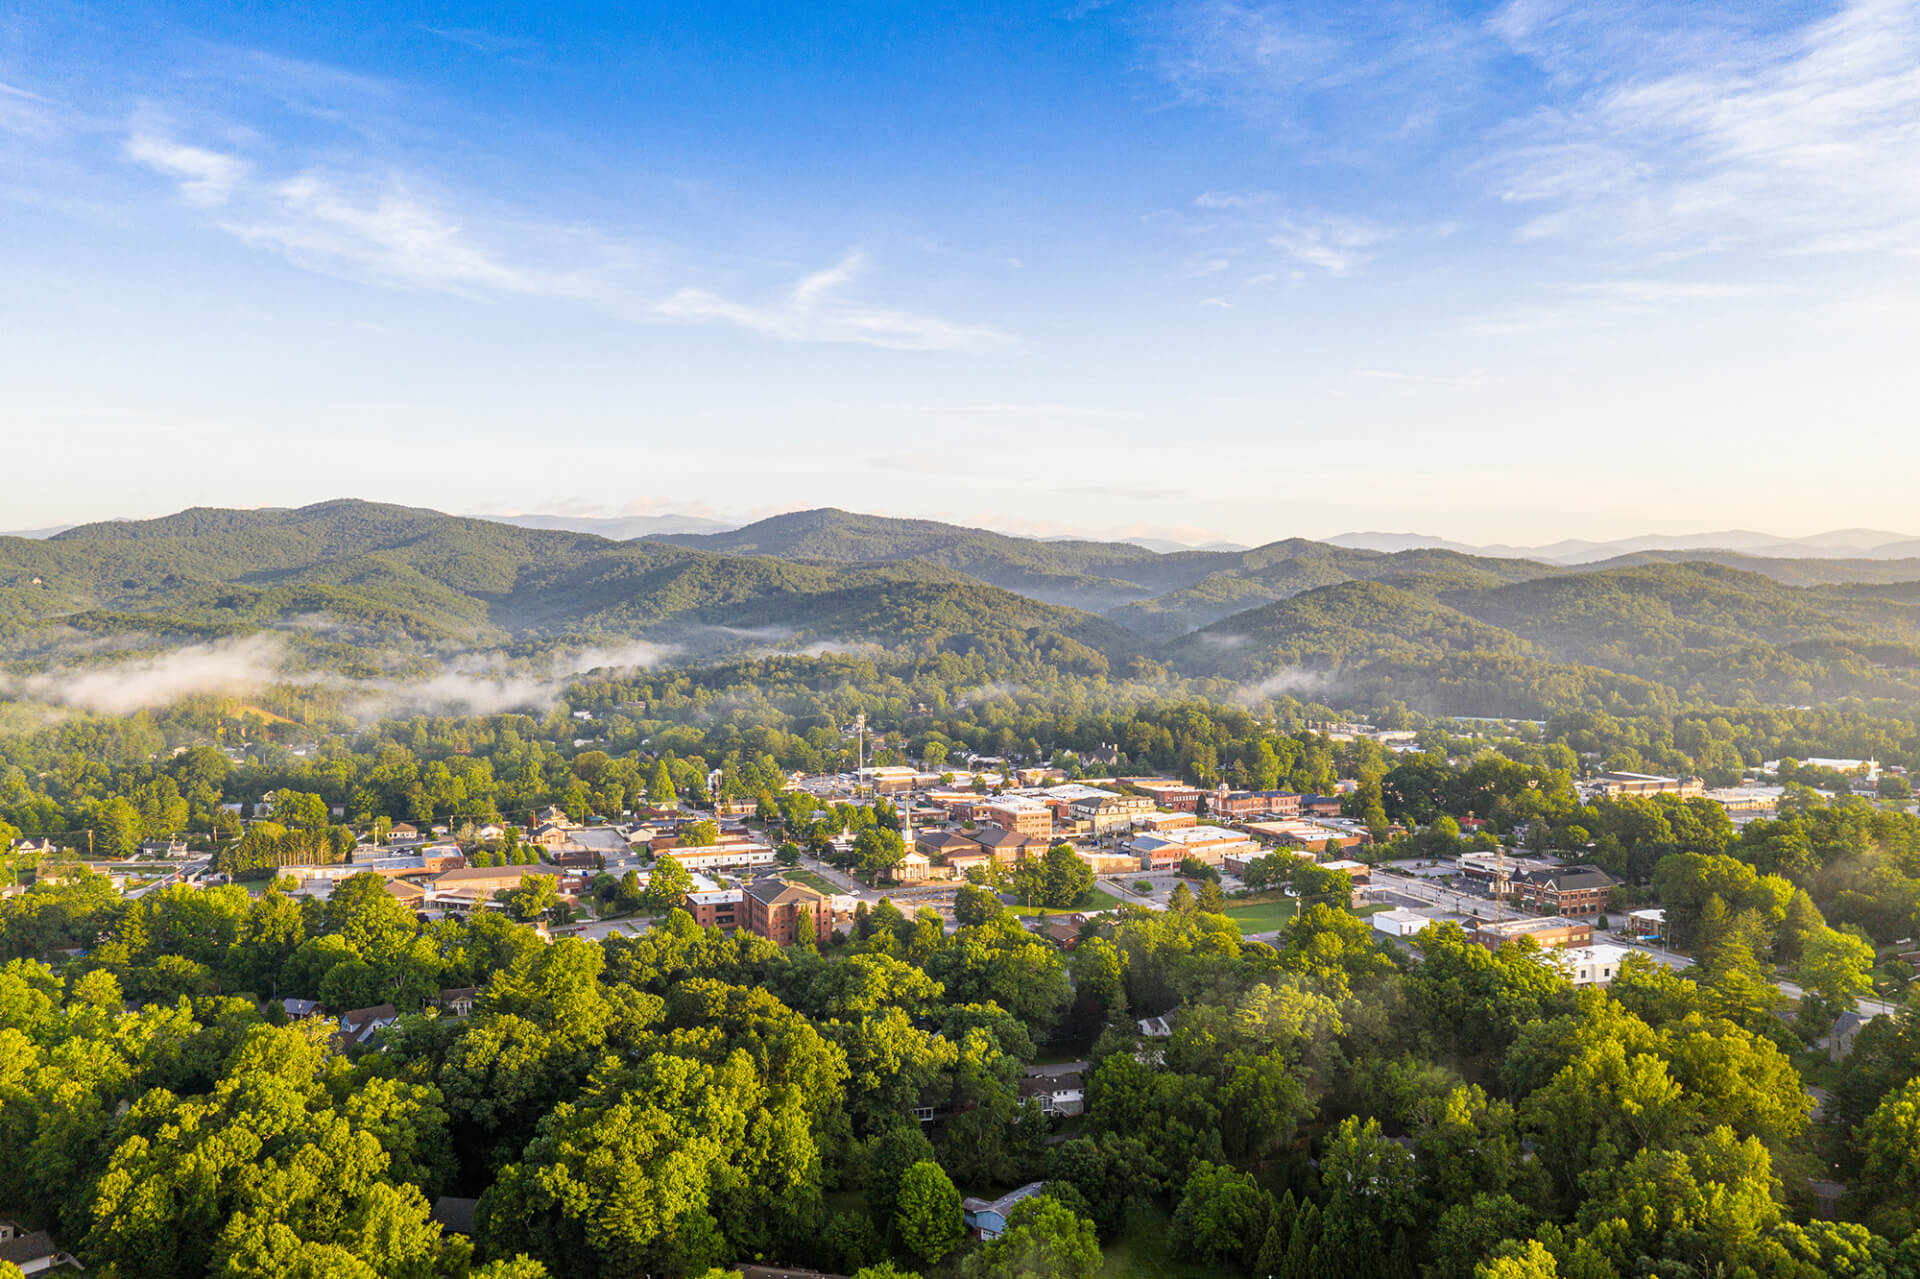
xmin=980 ymin=798 xmax=1053 ymax=839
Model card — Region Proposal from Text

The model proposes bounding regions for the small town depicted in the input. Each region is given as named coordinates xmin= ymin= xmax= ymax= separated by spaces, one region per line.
xmin=9 ymin=0 xmax=1920 ymax=1274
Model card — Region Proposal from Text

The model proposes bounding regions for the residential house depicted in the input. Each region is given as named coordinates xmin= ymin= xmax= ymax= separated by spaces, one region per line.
xmin=0 ymin=1221 xmax=79 ymax=1276
xmin=962 ymin=1183 xmax=1048 ymax=1240
xmin=1830 ymin=1010 xmax=1880 ymax=1062
xmin=438 ymin=987 xmax=480 ymax=1016
xmin=1136 ymin=1010 xmax=1179 ymax=1038
xmin=387 ymin=821 xmax=420 ymax=842
xmin=137 ymin=837 xmax=190 ymax=858
xmin=1037 ymin=914 xmax=1087 ymax=950
xmin=1019 ymin=1072 xmax=1085 ymax=1117
xmin=280 ymin=997 xmax=321 ymax=1019
xmin=337 ymin=1003 xmax=399 ymax=1048
xmin=528 ymin=823 xmax=572 ymax=848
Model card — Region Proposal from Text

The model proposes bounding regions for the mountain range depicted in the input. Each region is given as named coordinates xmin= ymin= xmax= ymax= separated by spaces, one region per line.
xmin=5 ymin=500 xmax=1920 ymax=714
xmin=1326 ymin=528 xmax=1920 ymax=563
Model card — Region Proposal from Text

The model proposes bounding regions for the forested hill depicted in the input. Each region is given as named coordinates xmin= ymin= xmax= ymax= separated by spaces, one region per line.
xmin=1168 ymin=564 xmax=1920 ymax=710
xmin=9 ymin=500 xmax=1920 ymax=714
xmin=0 ymin=500 xmax=1136 ymax=667
xmin=653 ymin=507 xmax=1563 ymax=619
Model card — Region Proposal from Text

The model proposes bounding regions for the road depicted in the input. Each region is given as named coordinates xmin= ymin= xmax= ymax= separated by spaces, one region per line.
xmin=124 ymin=858 xmax=212 ymax=899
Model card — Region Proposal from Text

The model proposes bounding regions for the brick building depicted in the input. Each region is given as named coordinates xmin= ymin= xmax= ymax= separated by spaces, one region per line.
xmin=979 ymin=798 xmax=1053 ymax=839
xmin=744 ymin=879 xmax=834 ymax=946
xmin=1210 ymin=788 xmax=1303 ymax=819
xmin=685 ymin=888 xmax=743 ymax=931
xmin=1519 ymin=867 xmax=1618 ymax=917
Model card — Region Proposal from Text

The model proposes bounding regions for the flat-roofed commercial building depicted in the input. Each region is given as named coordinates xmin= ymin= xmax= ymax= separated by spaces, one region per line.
xmin=659 ymin=842 xmax=777 ymax=872
xmin=1468 ymin=915 xmax=1593 ymax=951
xmin=685 ymin=888 xmax=743 ymax=931
xmin=980 ymin=797 xmax=1054 ymax=839
xmin=1131 ymin=824 xmax=1257 ymax=869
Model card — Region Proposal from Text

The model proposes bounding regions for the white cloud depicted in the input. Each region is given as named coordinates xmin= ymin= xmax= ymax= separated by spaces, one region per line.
xmin=656 ymin=249 xmax=1012 ymax=352
xmin=1147 ymin=0 xmax=1492 ymax=150
xmin=1486 ymin=0 xmax=1920 ymax=259
xmin=125 ymin=133 xmax=249 ymax=207
xmin=227 ymin=170 xmax=600 ymax=296
xmin=1169 ymin=192 xmax=1394 ymax=282
xmin=1268 ymin=213 xmax=1389 ymax=274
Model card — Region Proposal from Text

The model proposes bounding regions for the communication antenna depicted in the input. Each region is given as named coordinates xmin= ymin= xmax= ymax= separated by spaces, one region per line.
xmin=854 ymin=713 xmax=867 ymax=803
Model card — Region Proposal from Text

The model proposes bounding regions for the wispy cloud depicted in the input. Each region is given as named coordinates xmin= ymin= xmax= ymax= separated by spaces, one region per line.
xmin=125 ymin=133 xmax=249 ymax=207
xmin=656 ymin=250 xmax=1013 ymax=351
xmin=1485 ymin=0 xmax=1920 ymax=259
xmin=124 ymin=126 xmax=612 ymax=296
xmin=416 ymin=25 xmax=541 ymax=57
xmin=1176 ymin=192 xmax=1394 ymax=282
xmin=120 ymin=123 xmax=998 ymax=344
xmin=1145 ymin=0 xmax=1493 ymax=150
xmin=228 ymin=170 xmax=605 ymax=296
xmin=1268 ymin=213 xmax=1389 ymax=274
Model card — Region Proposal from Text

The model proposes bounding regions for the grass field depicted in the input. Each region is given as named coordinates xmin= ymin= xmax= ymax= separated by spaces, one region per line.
xmin=782 ymin=868 xmax=844 ymax=895
xmin=1095 ymin=1206 xmax=1213 ymax=1279
xmin=1010 ymin=886 xmax=1123 ymax=917
xmin=1222 ymin=893 xmax=1298 ymax=933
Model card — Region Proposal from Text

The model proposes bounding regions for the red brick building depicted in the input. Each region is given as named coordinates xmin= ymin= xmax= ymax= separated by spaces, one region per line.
xmin=685 ymin=888 xmax=743 ymax=931
xmin=1210 ymin=789 xmax=1303 ymax=819
xmin=743 ymin=879 xmax=834 ymax=946
xmin=1519 ymin=867 xmax=1618 ymax=917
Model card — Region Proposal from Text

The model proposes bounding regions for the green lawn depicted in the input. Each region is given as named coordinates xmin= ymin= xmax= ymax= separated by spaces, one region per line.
xmin=1010 ymin=887 xmax=1123 ymax=917
xmin=1222 ymin=893 xmax=1298 ymax=933
xmin=782 ymin=868 xmax=843 ymax=895
xmin=1096 ymin=1206 xmax=1213 ymax=1279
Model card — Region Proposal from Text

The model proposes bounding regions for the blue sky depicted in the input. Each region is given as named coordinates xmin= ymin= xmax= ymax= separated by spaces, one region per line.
xmin=4 ymin=0 xmax=1918 ymax=545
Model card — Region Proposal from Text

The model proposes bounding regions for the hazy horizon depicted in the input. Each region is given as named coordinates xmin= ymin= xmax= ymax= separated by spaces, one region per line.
xmin=10 ymin=497 xmax=1920 ymax=562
